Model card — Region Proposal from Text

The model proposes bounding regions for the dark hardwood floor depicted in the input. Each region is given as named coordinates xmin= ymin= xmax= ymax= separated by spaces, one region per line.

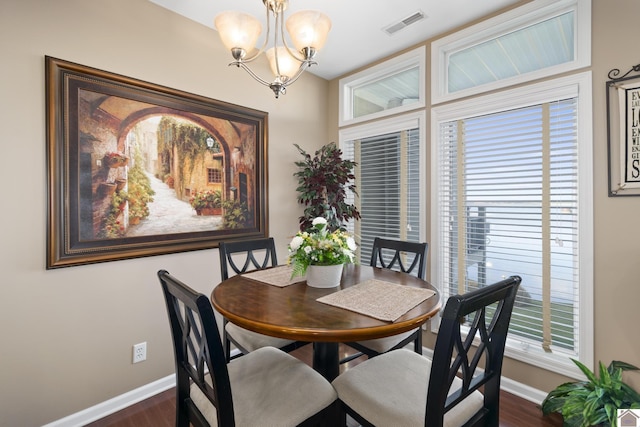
xmin=86 ymin=344 xmax=563 ymax=427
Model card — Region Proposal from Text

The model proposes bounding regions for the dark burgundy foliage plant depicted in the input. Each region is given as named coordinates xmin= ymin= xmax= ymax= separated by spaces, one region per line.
xmin=294 ymin=143 xmax=361 ymax=231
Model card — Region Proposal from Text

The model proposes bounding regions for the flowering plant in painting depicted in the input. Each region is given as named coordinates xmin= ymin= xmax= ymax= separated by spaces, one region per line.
xmin=104 ymin=152 xmax=126 ymax=160
xmin=189 ymin=189 xmax=222 ymax=210
xmin=288 ymin=217 xmax=357 ymax=278
xmin=103 ymin=152 xmax=128 ymax=165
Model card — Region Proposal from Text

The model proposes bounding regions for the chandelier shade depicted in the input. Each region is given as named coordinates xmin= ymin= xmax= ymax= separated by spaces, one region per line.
xmin=286 ymin=10 xmax=331 ymax=53
xmin=214 ymin=0 xmax=331 ymax=98
xmin=266 ymin=47 xmax=299 ymax=79
xmin=214 ymin=12 xmax=262 ymax=56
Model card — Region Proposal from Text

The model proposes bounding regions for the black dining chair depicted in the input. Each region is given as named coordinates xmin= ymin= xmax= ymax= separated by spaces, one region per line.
xmin=332 ymin=275 xmax=521 ymax=427
xmin=341 ymin=237 xmax=429 ymax=363
xmin=218 ymin=238 xmax=307 ymax=361
xmin=158 ymin=270 xmax=337 ymax=427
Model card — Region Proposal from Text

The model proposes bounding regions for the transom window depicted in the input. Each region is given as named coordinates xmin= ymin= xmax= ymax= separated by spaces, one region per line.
xmin=431 ymin=0 xmax=590 ymax=104
xmin=448 ymin=11 xmax=575 ymax=93
xmin=339 ymin=47 xmax=425 ymax=126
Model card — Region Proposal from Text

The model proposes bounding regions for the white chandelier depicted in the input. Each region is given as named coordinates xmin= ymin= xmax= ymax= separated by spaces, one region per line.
xmin=214 ymin=0 xmax=331 ymax=98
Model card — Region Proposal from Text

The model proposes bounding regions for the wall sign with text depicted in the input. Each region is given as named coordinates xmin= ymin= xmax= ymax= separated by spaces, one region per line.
xmin=606 ymin=63 xmax=640 ymax=196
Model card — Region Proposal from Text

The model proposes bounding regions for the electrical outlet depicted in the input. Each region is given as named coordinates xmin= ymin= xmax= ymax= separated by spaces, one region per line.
xmin=133 ymin=342 xmax=147 ymax=363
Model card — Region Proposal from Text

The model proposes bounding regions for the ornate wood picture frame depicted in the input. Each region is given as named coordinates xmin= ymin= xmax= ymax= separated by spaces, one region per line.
xmin=606 ymin=62 xmax=640 ymax=196
xmin=46 ymin=57 xmax=268 ymax=268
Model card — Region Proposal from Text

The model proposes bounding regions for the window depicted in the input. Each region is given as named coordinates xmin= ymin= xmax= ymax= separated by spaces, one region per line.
xmin=339 ymin=47 xmax=425 ymax=126
xmin=341 ymin=112 xmax=426 ymax=264
xmin=431 ymin=73 xmax=593 ymax=377
xmin=431 ymin=0 xmax=591 ymax=104
xmin=207 ymin=168 xmax=222 ymax=184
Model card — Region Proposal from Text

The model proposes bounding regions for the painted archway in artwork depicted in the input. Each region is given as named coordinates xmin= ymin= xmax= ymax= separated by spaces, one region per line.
xmin=77 ymin=92 xmax=259 ymax=239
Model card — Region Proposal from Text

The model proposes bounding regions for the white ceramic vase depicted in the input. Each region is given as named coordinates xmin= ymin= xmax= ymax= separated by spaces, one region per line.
xmin=305 ymin=264 xmax=344 ymax=288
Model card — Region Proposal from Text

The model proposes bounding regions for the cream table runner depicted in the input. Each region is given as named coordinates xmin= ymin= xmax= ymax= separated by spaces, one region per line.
xmin=316 ymin=279 xmax=436 ymax=322
xmin=241 ymin=265 xmax=306 ymax=287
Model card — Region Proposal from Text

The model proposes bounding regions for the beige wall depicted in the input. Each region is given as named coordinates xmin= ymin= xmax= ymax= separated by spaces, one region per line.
xmin=0 ymin=0 xmax=329 ymax=426
xmin=329 ymin=0 xmax=640 ymax=396
xmin=590 ymin=0 xmax=640 ymax=387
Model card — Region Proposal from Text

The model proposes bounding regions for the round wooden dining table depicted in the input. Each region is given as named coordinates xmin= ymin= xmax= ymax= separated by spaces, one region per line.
xmin=211 ymin=263 xmax=441 ymax=381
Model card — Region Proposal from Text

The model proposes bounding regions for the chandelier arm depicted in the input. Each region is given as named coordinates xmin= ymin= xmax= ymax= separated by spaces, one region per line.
xmin=272 ymin=8 xmax=284 ymax=76
xmin=235 ymin=5 xmax=273 ymax=64
xmin=231 ymin=62 xmax=274 ymax=88
xmin=282 ymin=60 xmax=315 ymax=87
xmin=278 ymin=15 xmax=305 ymax=63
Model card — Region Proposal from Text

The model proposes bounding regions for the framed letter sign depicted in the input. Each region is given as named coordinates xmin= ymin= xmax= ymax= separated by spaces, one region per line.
xmin=606 ymin=63 xmax=640 ymax=196
xmin=46 ymin=57 xmax=269 ymax=268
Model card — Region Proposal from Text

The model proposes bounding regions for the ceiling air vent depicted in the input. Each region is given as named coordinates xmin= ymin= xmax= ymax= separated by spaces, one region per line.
xmin=383 ymin=11 xmax=426 ymax=36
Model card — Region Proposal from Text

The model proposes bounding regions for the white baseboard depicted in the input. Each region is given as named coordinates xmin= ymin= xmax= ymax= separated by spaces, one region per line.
xmin=43 ymin=348 xmax=244 ymax=427
xmin=45 ymin=347 xmax=545 ymax=426
xmin=42 ymin=375 xmax=176 ymax=427
xmin=420 ymin=347 xmax=547 ymax=405
xmin=501 ymin=375 xmax=548 ymax=405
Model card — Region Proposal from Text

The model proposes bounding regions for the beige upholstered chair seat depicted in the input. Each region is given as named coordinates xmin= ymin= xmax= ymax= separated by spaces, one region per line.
xmin=334 ymin=276 xmax=521 ymax=427
xmin=225 ymin=323 xmax=295 ymax=353
xmin=192 ymin=347 xmax=337 ymax=427
xmin=332 ymin=349 xmax=484 ymax=427
xmin=159 ymin=270 xmax=335 ymax=426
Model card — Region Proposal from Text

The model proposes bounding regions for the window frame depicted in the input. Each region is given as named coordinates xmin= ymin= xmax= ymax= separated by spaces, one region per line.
xmin=207 ymin=167 xmax=222 ymax=184
xmin=339 ymin=47 xmax=426 ymax=127
xmin=431 ymin=0 xmax=591 ymax=105
xmin=430 ymin=72 xmax=594 ymax=379
xmin=340 ymin=110 xmax=428 ymax=251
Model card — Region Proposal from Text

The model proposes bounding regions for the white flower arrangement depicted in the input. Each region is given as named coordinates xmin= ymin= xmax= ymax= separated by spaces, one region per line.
xmin=288 ymin=217 xmax=357 ymax=278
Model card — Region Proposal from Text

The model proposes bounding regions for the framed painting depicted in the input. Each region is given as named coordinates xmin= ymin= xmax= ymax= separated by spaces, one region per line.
xmin=606 ymin=62 xmax=640 ymax=196
xmin=46 ymin=56 xmax=269 ymax=268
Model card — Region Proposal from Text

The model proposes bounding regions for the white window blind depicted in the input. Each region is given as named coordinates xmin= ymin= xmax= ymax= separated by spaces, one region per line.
xmin=437 ymin=98 xmax=581 ymax=358
xmin=343 ymin=127 xmax=421 ymax=266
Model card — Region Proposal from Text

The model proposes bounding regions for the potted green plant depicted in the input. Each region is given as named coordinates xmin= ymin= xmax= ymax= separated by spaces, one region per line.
xmin=293 ymin=142 xmax=360 ymax=231
xmin=164 ymin=175 xmax=174 ymax=189
xmin=99 ymin=190 xmax=128 ymax=238
xmin=126 ymin=150 xmax=155 ymax=224
xmin=97 ymin=182 xmax=117 ymax=197
xmin=541 ymin=359 xmax=640 ymax=427
xmin=190 ymin=189 xmax=222 ymax=215
xmin=221 ymin=199 xmax=251 ymax=228
xmin=103 ymin=151 xmax=129 ymax=168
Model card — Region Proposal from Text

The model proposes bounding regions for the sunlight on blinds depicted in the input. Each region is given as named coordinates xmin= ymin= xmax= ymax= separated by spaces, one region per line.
xmin=438 ymin=98 xmax=579 ymax=355
xmin=344 ymin=128 xmax=420 ymax=265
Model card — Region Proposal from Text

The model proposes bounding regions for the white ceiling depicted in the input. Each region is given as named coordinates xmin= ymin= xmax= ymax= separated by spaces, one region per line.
xmin=148 ymin=0 xmax=522 ymax=81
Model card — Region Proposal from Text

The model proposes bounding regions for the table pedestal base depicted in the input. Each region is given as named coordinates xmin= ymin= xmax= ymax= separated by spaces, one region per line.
xmin=312 ymin=342 xmax=339 ymax=381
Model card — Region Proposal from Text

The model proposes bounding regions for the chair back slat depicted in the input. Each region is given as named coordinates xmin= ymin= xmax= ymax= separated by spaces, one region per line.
xmin=425 ymin=275 xmax=521 ymax=427
xmin=369 ymin=237 xmax=428 ymax=279
xmin=219 ymin=238 xmax=278 ymax=280
xmin=158 ymin=270 xmax=235 ymax=427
